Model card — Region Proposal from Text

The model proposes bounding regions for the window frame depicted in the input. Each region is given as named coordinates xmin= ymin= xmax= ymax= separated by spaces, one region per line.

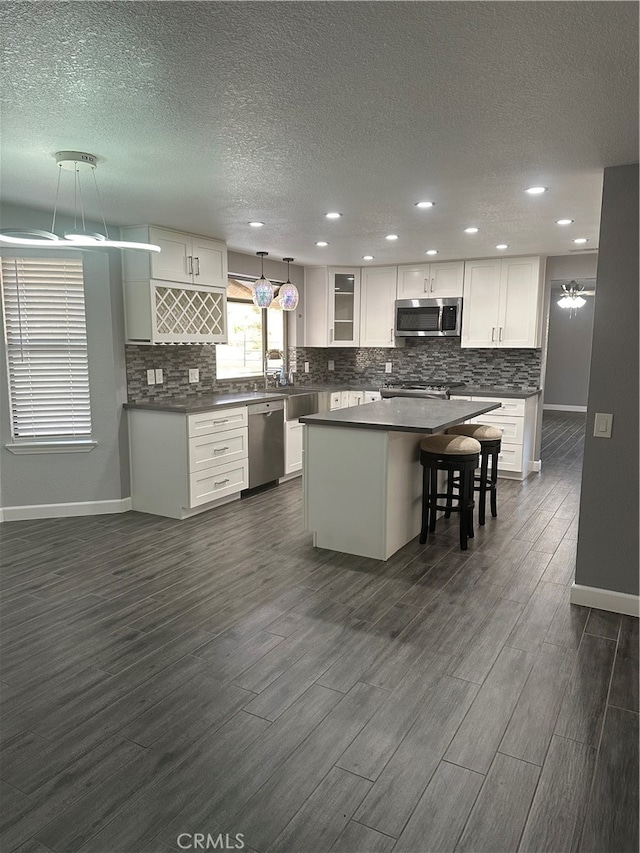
xmin=1 ymin=251 xmax=96 ymax=454
xmin=215 ymin=274 xmax=287 ymax=382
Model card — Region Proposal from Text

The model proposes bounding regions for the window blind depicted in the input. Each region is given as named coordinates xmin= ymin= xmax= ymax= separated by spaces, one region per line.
xmin=1 ymin=256 xmax=92 ymax=439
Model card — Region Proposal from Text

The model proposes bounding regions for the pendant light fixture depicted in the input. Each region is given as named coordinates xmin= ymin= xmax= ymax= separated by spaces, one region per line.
xmin=253 ymin=251 xmax=275 ymax=308
xmin=278 ymin=257 xmax=299 ymax=311
xmin=0 ymin=151 xmax=160 ymax=252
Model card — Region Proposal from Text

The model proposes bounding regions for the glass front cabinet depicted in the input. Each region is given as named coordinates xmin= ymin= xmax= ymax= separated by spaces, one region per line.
xmin=329 ymin=267 xmax=360 ymax=347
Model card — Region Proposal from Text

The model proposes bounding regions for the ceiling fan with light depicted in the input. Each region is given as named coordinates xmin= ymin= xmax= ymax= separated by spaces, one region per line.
xmin=552 ymin=278 xmax=596 ymax=316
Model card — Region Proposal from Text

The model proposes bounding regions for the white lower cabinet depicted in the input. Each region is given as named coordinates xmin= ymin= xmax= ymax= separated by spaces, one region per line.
xmin=128 ymin=405 xmax=248 ymax=518
xmin=285 ymin=419 xmax=304 ymax=476
xmin=364 ymin=391 xmax=382 ymax=403
xmin=450 ymin=394 xmax=540 ymax=479
xmin=348 ymin=390 xmax=364 ymax=406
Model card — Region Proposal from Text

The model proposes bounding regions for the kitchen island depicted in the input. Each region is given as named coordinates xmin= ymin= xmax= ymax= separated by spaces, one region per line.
xmin=300 ymin=397 xmax=499 ymax=560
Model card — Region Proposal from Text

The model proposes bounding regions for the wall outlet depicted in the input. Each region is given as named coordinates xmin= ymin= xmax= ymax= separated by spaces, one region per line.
xmin=146 ymin=369 xmax=156 ymax=385
xmin=155 ymin=368 xmax=163 ymax=384
xmin=328 ymin=359 xmax=335 ymax=371
xmin=304 ymin=362 xmax=310 ymax=373
xmin=385 ymin=362 xmax=393 ymax=373
xmin=189 ymin=368 xmax=199 ymax=383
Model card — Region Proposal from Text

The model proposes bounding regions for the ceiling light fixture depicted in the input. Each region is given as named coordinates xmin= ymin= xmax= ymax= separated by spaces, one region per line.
xmin=496 ymin=244 xmax=509 ymax=250
xmin=464 ymin=227 xmax=479 ymax=234
xmin=415 ymin=201 xmax=434 ymax=208
xmin=362 ymin=255 xmax=374 ymax=260
xmin=556 ymin=219 xmax=573 ymax=225
xmin=573 ymin=237 xmax=589 ymax=244
xmin=252 ymin=251 xmax=275 ymax=308
xmin=385 ymin=234 xmax=398 ymax=240
xmin=0 ymin=151 xmax=160 ymax=252
xmin=316 ymin=241 xmax=328 ymax=247
xmin=426 ymin=249 xmax=438 ymax=255
xmin=325 ymin=212 xmax=342 ymax=219
xmin=556 ymin=280 xmax=592 ymax=316
xmin=525 ymin=186 xmax=548 ymax=194
xmin=249 ymin=221 xmax=264 ymax=227
xmin=277 ymin=258 xmax=299 ymax=311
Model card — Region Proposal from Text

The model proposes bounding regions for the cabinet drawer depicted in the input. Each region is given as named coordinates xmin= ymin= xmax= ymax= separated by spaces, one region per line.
xmin=471 ymin=396 xmax=525 ymax=417
xmin=187 ymin=406 xmax=248 ymax=437
xmin=189 ymin=458 xmax=248 ymax=507
xmin=188 ymin=427 xmax=247 ymax=473
xmin=496 ymin=442 xmax=524 ymax=473
xmin=468 ymin=413 xmax=524 ymax=444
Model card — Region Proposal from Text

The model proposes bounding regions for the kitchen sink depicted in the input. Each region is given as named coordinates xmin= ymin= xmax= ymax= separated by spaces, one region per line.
xmin=284 ymin=391 xmax=330 ymax=420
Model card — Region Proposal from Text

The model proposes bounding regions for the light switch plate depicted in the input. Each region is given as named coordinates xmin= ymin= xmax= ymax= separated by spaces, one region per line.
xmin=385 ymin=362 xmax=393 ymax=373
xmin=304 ymin=362 xmax=310 ymax=373
xmin=146 ymin=369 xmax=156 ymax=385
xmin=155 ymin=368 xmax=163 ymax=384
xmin=189 ymin=368 xmax=199 ymax=383
xmin=328 ymin=359 xmax=335 ymax=371
xmin=594 ymin=412 xmax=613 ymax=438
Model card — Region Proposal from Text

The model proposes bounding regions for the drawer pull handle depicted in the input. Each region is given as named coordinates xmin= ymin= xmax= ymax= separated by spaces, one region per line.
xmin=491 ymin=327 xmax=496 ymax=341
xmin=214 ymin=478 xmax=230 ymax=486
xmin=213 ymin=446 xmax=230 ymax=453
xmin=213 ymin=418 xmax=229 ymax=425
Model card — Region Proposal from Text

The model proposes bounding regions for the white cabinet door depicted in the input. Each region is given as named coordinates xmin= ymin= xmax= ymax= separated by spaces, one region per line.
xmin=149 ymin=228 xmax=192 ymax=283
xmin=285 ymin=420 xmax=304 ymax=475
xmin=397 ymin=264 xmax=430 ymax=299
xmin=364 ymin=391 xmax=381 ymax=403
xmin=348 ymin=391 xmax=364 ymax=406
xmin=498 ymin=256 xmax=541 ymax=347
xmin=329 ymin=391 xmax=342 ymax=410
xmin=429 ymin=261 xmax=464 ymax=298
xmin=360 ymin=266 xmax=397 ymax=347
xmin=329 ymin=268 xmax=360 ymax=347
xmin=303 ymin=267 xmax=330 ymax=348
xmin=340 ymin=391 xmax=350 ymax=407
xmin=461 ymin=259 xmax=501 ymax=348
xmin=191 ymin=236 xmax=228 ymax=288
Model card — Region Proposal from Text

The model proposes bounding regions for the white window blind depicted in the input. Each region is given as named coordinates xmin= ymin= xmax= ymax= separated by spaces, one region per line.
xmin=1 ymin=256 xmax=92 ymax=439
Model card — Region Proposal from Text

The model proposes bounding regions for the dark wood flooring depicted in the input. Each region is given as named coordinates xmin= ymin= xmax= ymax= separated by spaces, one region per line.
xmin=1 ymin=411 xmax=637 ymax=853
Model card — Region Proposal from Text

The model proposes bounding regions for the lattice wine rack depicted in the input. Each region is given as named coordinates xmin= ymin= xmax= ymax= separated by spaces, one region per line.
xmin=153 ymin=284 xmax=226 ymax=343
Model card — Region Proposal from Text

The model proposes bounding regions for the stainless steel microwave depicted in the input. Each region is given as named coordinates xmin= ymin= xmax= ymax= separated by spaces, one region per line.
xmin=395 ymin=297 xmax=463 ymax=337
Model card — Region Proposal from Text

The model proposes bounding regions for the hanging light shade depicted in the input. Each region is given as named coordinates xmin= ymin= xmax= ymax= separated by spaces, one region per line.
xmin=253 ymin=251 xmax=275 ymax=308
xmin=0 ymin=151 xmax=160 ymax=252
xmin=278 ymin=257 xmax=299 ymax=311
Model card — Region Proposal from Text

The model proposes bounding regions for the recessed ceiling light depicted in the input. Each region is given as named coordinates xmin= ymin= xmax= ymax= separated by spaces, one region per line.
xmin=525 ymin=186 xmax=548 ymax=194
xmin=248 ymin=221 xmax=264 ymax=227
xmin=325 ymin=212 xmax=342 ymax=219
xmin=573 ymin=237 xmax=589 ymax=244
xmin=464 ymin=227 xmax=479 ymax=234
xmin=496 ymin=244 xmax=509 ymax=250
xmin=415 ymin=201 xmax=434 ymax=208
xmin=556 ymin=219 xmax=573 ymax=225
xmin=316 ymin=241 xmax=328 ymax=247
xmin=362 ymin=255 xmax=374 ymax=260
xmin=425 ymin=249 xmax=438 ymax=255
xmin=385 ymin=234 xmax=398 ymax=240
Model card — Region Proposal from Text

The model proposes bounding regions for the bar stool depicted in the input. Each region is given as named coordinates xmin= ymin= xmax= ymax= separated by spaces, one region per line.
xmin=446 ymin=424 xmax=502 ymax=525
xmin=419 ymin=434 xmax=481 ymax=551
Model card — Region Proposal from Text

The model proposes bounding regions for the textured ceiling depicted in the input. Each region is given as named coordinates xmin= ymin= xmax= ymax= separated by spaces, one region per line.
xmin=1 ymin=1 xmax=638 ymax=266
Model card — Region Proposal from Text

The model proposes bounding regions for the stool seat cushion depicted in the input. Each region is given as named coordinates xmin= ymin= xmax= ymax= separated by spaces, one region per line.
xmin=447 ymin=423 xmax=502 ymax=441
xmin=420 ymin=433 xmax=481 ymax=455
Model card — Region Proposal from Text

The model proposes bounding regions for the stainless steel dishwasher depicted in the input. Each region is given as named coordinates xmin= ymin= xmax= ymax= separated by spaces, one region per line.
xmin=245 ymin=399 xmax=285 ymax=490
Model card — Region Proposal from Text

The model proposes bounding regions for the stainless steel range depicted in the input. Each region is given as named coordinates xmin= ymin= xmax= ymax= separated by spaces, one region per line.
xmin=380 ymin=381 xmax=466 ymax=400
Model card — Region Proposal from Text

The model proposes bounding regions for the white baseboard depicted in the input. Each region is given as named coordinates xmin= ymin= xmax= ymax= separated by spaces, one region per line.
xmin=1 ymin=497 xmax=132 ymax=522
xmin=543 ymin=404 xmax=588 ymax=412
xmin=570 ymin=583 xmax=640 ymax=617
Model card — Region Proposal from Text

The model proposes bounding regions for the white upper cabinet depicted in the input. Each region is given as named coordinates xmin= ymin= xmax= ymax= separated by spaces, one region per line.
xmin=121 ymin=225 xmax=228 ymax=344
xmin=360 ymin=266 xmax=399 ymax=347
xmin=461 ymin=256 xmax=542 ymax=348
xmin=303 ymin=267 xmax=361 ymax=347
xmin=396 ymin=261 xmax=464 ymax=299
xmin=121 ymin=226 xmax=228 ymax=288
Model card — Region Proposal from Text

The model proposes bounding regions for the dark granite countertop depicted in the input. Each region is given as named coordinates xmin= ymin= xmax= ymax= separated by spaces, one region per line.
xmin=123 ymin=391 xmax=290 ymax=413
xmin=300 ymin=398 xmax=500 ymax=434
xmin=450 ymin=386 xmax=542 ymax=399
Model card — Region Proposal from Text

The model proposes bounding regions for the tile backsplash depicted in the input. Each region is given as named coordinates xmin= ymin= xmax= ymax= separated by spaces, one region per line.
xmin=125 ymin=339 xmax=541 ymax=401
